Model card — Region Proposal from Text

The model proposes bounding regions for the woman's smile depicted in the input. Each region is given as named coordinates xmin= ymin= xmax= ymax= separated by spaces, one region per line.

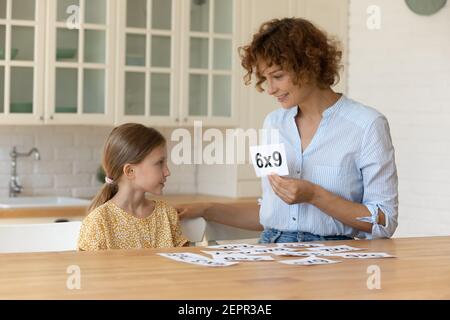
xmin=277 ymin=93 xmax=289 ymax=102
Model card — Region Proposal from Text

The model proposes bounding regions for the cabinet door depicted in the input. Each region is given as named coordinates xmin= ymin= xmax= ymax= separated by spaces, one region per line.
xmin=0 ymin=0 xmax=45 ymax=125
xmin=181 ymin=0 xmax=237 ymax=126
xmin=116 ymin=0 xmax=178 ymax=126
xmin=45 ymin=0 xmax=115 ymax=124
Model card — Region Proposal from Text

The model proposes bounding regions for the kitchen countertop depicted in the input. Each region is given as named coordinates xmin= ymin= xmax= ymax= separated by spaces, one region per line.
xmin=0 ymin=194 xmax=259 ymax=219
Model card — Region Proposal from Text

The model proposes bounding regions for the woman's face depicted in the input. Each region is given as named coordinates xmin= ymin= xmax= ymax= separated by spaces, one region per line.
xmin=259 ymin=62 xmax=315 ymax=109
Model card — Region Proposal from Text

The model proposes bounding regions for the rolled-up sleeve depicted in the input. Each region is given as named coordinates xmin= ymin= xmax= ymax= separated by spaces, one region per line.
xmin=357 ymin=116 xmax=399 ymax=239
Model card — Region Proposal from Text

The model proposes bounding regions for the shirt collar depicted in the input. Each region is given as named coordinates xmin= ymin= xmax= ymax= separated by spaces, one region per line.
xmin=288 ymin=93 xmax=345 ymax=119
xmin=322 ymin=93 xmax=345 ymax=119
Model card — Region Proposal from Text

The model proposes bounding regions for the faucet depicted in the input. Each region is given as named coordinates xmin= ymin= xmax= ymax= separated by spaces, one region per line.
xmin=9 ymin=146 xmax=41 ymax=197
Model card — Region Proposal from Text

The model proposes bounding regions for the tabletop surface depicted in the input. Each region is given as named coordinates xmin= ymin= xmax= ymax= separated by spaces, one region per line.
xmin=1 ymin=236 xmax=449 ymax=299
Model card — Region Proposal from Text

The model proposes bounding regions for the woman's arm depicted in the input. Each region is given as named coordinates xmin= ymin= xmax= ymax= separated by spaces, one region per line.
xmin=175 ymin=202 xmax=263 ymax=231
xmin=268 ymin=175 xmax=383 ymax=233
xmin=311 ymin=184 xmax=385 ymax=233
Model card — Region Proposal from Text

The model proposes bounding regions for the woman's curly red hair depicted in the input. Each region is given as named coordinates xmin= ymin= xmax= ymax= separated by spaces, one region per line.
xmin=239 ymin=18 xmax=343 ymax=92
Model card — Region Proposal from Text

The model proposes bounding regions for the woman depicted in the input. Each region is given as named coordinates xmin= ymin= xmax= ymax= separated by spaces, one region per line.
xmin=176 ymin=18 xmax=398 ymax=243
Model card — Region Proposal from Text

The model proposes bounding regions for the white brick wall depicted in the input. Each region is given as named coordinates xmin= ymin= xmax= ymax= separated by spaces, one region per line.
xmin=0 ymin=126 xmax=197 ymax=199
xmin=348 ymin=0 xmax=450 ymax=237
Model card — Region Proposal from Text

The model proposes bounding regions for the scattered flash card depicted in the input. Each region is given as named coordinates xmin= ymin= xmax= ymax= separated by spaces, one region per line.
xmin=158 ymin=253 xmax=237 ymax=267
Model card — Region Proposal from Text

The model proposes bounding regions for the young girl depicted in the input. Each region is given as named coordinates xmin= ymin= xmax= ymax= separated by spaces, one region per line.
xmin=78 ymin=123 xmax=188 ymax=251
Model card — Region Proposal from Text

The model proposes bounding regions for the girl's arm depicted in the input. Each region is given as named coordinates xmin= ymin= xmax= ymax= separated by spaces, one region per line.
xmin=175 ymin=202 xmax=263 ymax=231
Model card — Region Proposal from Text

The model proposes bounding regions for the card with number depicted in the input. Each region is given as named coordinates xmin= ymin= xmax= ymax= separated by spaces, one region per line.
xmin=276 ymin=243 xmax=325 ymax=248
xmin=202 ymin=250 xmax=246 ymax=256
xmin=278 ymin=257 xmax=341 ymax=266
xmin=214 ymin=254 xmax=274 ymax=262
xmin=307 ymin=245 xmax=364 ymax=253
xmin=332 ymin=252 xmax=396 ymax=259
xmin=250 ymin=143 xmax=289 ymax=177
xmin=158 ymin=253 xmax=237 ymax=267
xmin=272 ymin=251 xmax=333 ymax=257
xmin=207 ymin=243 xmax=267 ymax=250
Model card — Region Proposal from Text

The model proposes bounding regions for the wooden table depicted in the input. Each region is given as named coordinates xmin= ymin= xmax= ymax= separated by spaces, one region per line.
xmin=1 ymin=236 xmax=449 ymax=299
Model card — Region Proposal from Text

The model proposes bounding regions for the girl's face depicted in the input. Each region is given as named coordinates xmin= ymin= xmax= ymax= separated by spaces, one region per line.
xmin=259 ymin=62 xmax=315 ymax=109
xmin=132 ymin=144 xmax=170 ymax=195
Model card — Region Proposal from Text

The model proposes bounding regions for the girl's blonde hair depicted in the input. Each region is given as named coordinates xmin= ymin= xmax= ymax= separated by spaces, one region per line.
xmin=87 ymin=123 xmax=166 ymax=213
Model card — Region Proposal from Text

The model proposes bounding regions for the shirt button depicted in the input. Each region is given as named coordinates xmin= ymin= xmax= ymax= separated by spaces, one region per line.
xmin=292 ymin=217 xmax=296 ymax=221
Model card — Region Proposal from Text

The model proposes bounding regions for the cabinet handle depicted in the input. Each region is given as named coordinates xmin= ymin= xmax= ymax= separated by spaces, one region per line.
xmin=183 ymin=117 xmax=188 ymax=122
xmin=49 ymin=115 xmax=54 ymax=120
xmin=39 ymin=116 xmax=44 ymax=121
xmin=175 ymin=118 xmax=179 ymax=122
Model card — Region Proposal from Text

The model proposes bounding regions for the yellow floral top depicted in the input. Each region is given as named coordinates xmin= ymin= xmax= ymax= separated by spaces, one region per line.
xmin=78 ymin=200 xmax=188 ymax=251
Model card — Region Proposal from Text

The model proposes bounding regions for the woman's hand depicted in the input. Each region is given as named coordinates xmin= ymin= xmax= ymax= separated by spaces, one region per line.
xmin=175 ymin=202 xmax=211 ymax=219
xmin=268 ymin=174 xmax=317 ymax=205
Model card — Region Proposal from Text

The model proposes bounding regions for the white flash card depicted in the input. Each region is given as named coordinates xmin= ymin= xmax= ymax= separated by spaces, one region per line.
xmin=202 ymin=250 xmax=247 ymax=256
xmin=307 ymin=245 xmax=364 ymax=253
xmin=332 ymin=252 xmax=396 ymax=259
xmin=207 ymin=243 xmax=267 ymax=250
xmin=276 ymin=243 xmax=325 ymax=248
xmin=204 ymin=247 xmax=292 ymax=256
xmin=158 ymin=253 xmax=237 ymax=267
xmin=278 ymin=257 xmax=341 ymax=266
xmin=272 ymin=251 xmax=317 ymax=257
xmin=213 ymin=254 xmax=274 ymax=262
xmin=272 ymin=251 xmax=333 ymax=257
xmin=250 ymin=143 xmax=289 ymax=177
xmin=240 ymin=247 xmax=294 ymax=255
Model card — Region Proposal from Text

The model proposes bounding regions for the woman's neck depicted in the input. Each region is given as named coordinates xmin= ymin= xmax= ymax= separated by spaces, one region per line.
xmin=297 ymin=87 xmax=341 ymax=121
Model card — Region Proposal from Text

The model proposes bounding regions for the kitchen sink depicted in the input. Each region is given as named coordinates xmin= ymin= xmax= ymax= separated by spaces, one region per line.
xmin=0 ymin=197 xmax=90 ymax=209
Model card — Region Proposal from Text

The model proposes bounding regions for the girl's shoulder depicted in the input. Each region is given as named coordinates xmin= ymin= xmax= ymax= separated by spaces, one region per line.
xmin=83 ymin=201 xmax=114 ymax=223
xmin=154 ymin=199 xmax=176 ymax=214
xmin=153 ymin=199 xmax=179 ymax=221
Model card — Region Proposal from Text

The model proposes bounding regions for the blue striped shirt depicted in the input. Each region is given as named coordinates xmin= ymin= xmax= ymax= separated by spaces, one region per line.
xmin=260 ymin=95 xmax=398 ymax=239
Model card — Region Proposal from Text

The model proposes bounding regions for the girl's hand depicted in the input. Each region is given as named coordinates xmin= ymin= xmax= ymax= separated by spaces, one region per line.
xmin=268 ymin=174 xmax=317 ymax=205
xmin=175 ymin=202 xmax=211 ymax=219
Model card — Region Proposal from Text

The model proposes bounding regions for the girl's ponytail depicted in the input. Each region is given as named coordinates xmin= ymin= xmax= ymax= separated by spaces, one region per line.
xmin=87 ymin=182 xmax=118 ymax=214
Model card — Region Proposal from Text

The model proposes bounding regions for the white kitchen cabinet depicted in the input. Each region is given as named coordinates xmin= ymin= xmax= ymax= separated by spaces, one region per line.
xmin=115 ymin=0 xmax=180 ymax=127
xmin=0 ymin=0 xmax=347 ymax=129
xmin=0 ymin=0 xmax=116 ymax=125
xmin=116 ymin=0 xmax=238 ymax=127
xmin=0 ymin=0 xmax=46 ymax=125
xmin=45 ymin=0 xmax=116 ymax=125
xmin=0 ymin=0 xmax=238 ymax=126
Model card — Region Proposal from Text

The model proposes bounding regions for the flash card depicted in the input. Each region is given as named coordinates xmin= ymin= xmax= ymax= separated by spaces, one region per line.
xmin=202 ymin=250 xmax=245 ymax=256
xmin=307 ymin=245 xmax=364 ymax=253
xmin=272 ymin=251 xmax=316 ymax=257
xmin=278 ymin=257 xmax=341 ymax=266
xmin=332 ymin=252 xmax=396 ymax=259
xmin=272 ymin=250 xmax=333 ymax=257
xmin=241 ymin=247 xmax=294 ymax=255
xmin=207 ymin=243 xmax=267 ymax=250
xmin=250 ymin=143 xmax=289 ymax=177
xmin=214 ymin=254 xmax=274 ymax=262
xmin=276 ymin=243 xmax=325 ymax=248
xmin=158 ymin=253 xmax=237 ymax=267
